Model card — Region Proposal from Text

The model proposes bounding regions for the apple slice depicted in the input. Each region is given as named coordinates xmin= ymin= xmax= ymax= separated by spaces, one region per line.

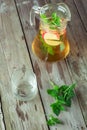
xmin=43 ymin=32 xmax=60 ymax=46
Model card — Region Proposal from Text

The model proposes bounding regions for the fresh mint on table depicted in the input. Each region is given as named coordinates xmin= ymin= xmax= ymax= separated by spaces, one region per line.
xmin=47 ymin=115 xmax=63 ymax=126
xmin=47 ymin=81 xmax=76 ymax=126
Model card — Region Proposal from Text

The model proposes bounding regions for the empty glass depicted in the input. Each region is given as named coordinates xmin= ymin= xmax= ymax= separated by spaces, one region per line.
xmin=11 ymin=66 xmax=38 ymax=101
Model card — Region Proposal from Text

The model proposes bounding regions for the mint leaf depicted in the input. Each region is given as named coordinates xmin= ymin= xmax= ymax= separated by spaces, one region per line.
xmin=47 ymin=115 xmax=63 ymax=126
xmin=47 ymin=81 xmax=76 ymax=126
xmin=50 ymin=81 xmax=60 ymax=90
xmin=63 ymin=83 xmax=76 ymax=101
xmin=65 ymin=99 xmax=71 ymax=107
xmin=40 ymin=12 xmax=61 ymax=28
xmin=51 ymin=12 xmax=61 ymax=26
xmin=47 ymin=89 xmax=59 ymax=98
xmin=60 ymin=42 xmax=65 ymax=51
xmin=47 ymin=81 xmax=59 ymax=98
xmin=40 ymin=14 xmax=48 ymax=23
xmin=50 ymin=102 xmax=61 ymax=116
xmin=48 ymin=46 xmax=54 ymax=55
xmin=50 ymin=100 xmax=65 ymax=116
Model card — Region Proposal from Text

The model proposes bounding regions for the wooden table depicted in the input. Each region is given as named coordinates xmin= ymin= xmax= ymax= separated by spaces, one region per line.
xmin=0 ymin=0 xmax=87 ymax=130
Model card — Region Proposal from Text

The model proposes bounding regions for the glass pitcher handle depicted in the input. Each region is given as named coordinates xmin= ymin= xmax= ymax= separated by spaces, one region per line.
xmin=30 ymin=5 xmax=41 ymax=26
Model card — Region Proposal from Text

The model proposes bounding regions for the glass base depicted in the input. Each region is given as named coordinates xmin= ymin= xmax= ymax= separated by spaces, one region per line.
xmin=13 ymin=81 xmax=38 ymax=101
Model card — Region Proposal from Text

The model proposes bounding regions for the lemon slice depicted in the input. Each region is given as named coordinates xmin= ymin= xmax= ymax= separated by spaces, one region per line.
xmin=44 ymin=32 xmax=60 ymax=46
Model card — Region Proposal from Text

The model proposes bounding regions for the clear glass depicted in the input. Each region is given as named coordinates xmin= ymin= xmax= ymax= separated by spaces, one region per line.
xmin=11 ymin=67 xmax=38 ymax=101
xmin=30 ymin=3 xmax=71 ymax=62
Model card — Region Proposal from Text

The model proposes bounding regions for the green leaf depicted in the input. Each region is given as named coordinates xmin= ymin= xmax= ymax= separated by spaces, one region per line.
xmin=51 ymin=12 xmax=60 ymax=26
xmin=50 ymin=81 xmax=60 ymax=90
xmin=47 ymin=82 xmax=61 ymax=99
xmin=64 ymin=83 xmax=76 ymax=93
xmin=52 ymin=12 xmax=57 ymax=19
xmin=47 ymin=115 xmax=63 ymax=126
xmin=67 ymin=91 xmax=75 ymax=99
xmin=63 ymin=83 xmax=76 ymax=101
xmin=40 ymin=14 xmax=47 ymax=19
xmin=58 ymin=99 xmax=66 ymax=105
xmin=57 ymin=95 xmax=65 ymax=102
xmin=40 ymin=14 xmax=48 ymax=23
xmin=40 ymin=12 xmax=61 ymax=27
xmin=60 ymin=42 xmax=65 ymax=51
xmin=59 ymin=85 xmax=69 ymax=91
xmin=50 ymin=100 xmax=65 ymax=116
xmin=48 ymin=46 xmax=54 ymax=55
xmin=50 ymin=102 xmax=61 ymax=116
xmin=47 ymin=89 xmax=59 ymax=98
xmin=65 ymin=99 xmax=71 ymax=107
xmin=69 ymin=83 xmax=76 ymax=90
xmin=47 ymin=81 xmax=76 ymax=126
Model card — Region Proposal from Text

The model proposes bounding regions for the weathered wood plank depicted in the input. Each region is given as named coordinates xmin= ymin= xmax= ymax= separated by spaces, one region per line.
xmin=73 ymin=0 xmax=87 ymax=31
xmin=15 ymin=0 xmax=87 ymax=129
xmin=0 ymin=0 xmax=48 ymax=130
xmin=0 ymin=27 xmax=48 ymax=130
xmin=50 ymin=0 xmax=87 ymax=126
xmin=64 ymin=0 xmax=87 ymax=126
xmin=0 ymin=97 xmax=5 ymax=130
xmin=81 ymin=0 xmax=87 ymax=14
xmin=34 ymin=60 xmax=87 ymax=130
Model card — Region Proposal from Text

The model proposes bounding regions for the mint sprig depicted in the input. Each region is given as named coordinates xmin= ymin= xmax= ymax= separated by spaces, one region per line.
xmin=47 ymin=81 xmax=76 ymax=126
xmin=40 ymin=12 xmax=61 ymax=28
xmin=51 ymin=13 xmax=61 ymax=26
xmin=47 ymin=115 xmax=63 ymax=126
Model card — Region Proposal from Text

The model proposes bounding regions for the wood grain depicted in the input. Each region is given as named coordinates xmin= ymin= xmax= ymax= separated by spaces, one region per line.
xmin=73 ymin=0 xmax=87 ymax=31
xmin=0 ymin=0 xmax=87 ymax=129
xmin=15 ymin=0 xmax=87 ymax=129
xmin=0 ymin=97 xmax=5 ymax=130
xmin=0 ymin=0 xmax=48 ymax=130
xmin=51 ymin=0 xmax=87 ymax=127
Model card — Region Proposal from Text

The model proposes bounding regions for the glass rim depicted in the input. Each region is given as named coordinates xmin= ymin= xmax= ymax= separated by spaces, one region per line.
xmin=40 ymin=2 xmax=66 ymax=13
xmin=11 ymin=66 xmax=36 ymax=81
xmin=39 ymin=2 xmax=71 ymax=23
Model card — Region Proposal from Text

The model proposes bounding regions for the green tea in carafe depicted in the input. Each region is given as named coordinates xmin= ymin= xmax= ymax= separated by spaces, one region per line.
xmin=30 ymin=3 xmax=71 ymax=62
xmin=32 ymin=23 xmax=70 ymax=62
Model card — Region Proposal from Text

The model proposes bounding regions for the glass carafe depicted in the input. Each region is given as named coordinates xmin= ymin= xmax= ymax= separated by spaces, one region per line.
xmin=30 ymin=3 xmax=71 ymax=62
